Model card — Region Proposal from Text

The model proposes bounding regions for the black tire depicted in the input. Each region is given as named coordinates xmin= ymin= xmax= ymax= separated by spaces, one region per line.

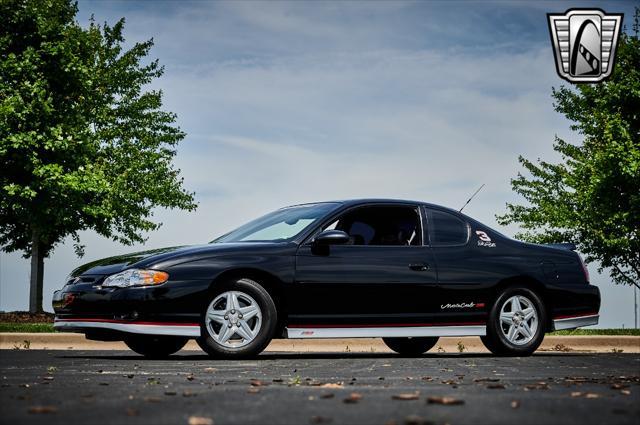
xmin=481 ymin=286 xmax=546 ymax=356
xmin=124 ymin=335 xmax=188 ymax=358
xmin=382 ymin=337 xmax=439 ymax=356
xmin=196 ymin=278 xmax=277 ymax=359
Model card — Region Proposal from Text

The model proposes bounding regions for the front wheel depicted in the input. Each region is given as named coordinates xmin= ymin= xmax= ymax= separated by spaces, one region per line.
xmin=124 ymin=335 xmax=188 ymax=358
xmin=197 ymin=278 xmax=277 ymax=359
xmin=481 ymin=286 xmax=546 ymax=356
xmin=383 ymin=337 xmax=439 ymax=356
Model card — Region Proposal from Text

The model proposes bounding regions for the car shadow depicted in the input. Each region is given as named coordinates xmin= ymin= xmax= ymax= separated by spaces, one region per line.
xmin=57 ymin=351 xmax=602 ymax=361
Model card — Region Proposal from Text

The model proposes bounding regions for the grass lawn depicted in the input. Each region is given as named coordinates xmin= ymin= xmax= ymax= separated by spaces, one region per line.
xmin=549 ymin=328 xmax=640 ymax=336
xmin=0 ymin=322 xmax=55 ymax=333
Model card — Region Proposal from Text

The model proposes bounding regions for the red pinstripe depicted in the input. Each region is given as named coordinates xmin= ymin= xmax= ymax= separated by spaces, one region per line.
xmin=287 ymin=321 xmax=485 ymax=329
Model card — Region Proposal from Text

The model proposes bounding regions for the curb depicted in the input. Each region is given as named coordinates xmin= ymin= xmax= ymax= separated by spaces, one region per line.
xmin=1 ymin=333 xmax=639 ymax=353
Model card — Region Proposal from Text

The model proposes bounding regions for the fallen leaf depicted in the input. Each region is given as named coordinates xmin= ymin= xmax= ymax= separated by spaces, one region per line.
xmin=247 ymin=387 xmax=260 ymax=394
xmin=28 ymin=406 xmax=58 ymax=414
xmin=585 ymin=393 xmax=600 ymax=399
xmin=511 ymin=400 xmax=520 ymax=409
xmin=250 ymin=379 xmax=267 ymax=387
xmin=392 ymin=393 xmax=420 ymax=401
xmin=204 ymin=368 xmax=216 ymax=373
xmin=427 ymin=396 xmax=464 ymax=405
xmin=474 ymin=378 xmax=500 ymax=383
xmin=421 ymin=376 xmax=432 ymax=382
xmin=188 ymin=416 xmax=214 ymax=425
xmin=404 ymin=414 xmax=432 ymax=425
xmin=320 ymin=383 xmax=343 ymax=389
xmin=487 ymin=384 xmax=506 ymax=389
xmin=524 ymin=383 xmax=549 ymax=391
xmin=186 ymin=374 xmax=195 ymax=381
xmin=621 ymin=389 xmax=631 ymax=396
xmin=610 ymin=384 xmax=629 ymax=390
xmin=571 ymin=391 xmax=584 ymax=397
xmin=343 ymin=393 xmax=362 ymax=404
xmin=310 ymin=416 xmax=332 ymax=424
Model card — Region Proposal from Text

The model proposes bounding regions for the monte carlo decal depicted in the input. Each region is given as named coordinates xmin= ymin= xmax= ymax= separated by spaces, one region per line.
xmin=53 ymin=199 xmax=600 ymax=358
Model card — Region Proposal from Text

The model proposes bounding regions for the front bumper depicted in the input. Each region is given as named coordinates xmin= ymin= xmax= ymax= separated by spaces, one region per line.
xmin=52 ymin=278 xmax=210 ymax=338
xmin=53 ymin=318 xmax=200 ymax=337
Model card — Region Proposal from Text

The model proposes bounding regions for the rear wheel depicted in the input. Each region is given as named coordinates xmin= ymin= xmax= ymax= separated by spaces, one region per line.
xmin=197 ymin=278 xmax=277 ymax=359
xmin=382 ymin=337 xmax=439 ymax=355
xmin=124 ymin=335 xmax=188 ymax=358
xmin=481 ymin=286 xmax=546 ymax=356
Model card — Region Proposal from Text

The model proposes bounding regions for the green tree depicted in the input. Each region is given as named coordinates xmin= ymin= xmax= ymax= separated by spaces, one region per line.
xmin=497 ymin=11 xmax=639 ymax=289
xmin=0 ymin=0 xmax=197 ymax=312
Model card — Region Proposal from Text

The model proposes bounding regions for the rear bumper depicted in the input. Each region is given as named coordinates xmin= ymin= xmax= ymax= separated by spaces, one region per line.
xmin=552 ymin=312 xmax=599 ymax=331
xmin=548 ymin=283 xmax=600 ymax=330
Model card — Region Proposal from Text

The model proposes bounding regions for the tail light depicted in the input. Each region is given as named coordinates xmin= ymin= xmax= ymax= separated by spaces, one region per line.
xmin=579 ymin=256 xmax=590 ymax=283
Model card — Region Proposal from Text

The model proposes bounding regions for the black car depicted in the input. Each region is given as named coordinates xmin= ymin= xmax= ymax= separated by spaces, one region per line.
xmin=53 ymin=199 xmax=600 ymax=358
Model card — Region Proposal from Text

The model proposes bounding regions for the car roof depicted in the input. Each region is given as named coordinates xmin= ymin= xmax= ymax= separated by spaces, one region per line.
xmin=287 ymin=198 xmax=462 ymax=215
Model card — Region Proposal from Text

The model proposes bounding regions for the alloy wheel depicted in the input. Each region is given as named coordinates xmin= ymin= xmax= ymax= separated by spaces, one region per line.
xmin=205 ymin=290 xmax=262 ymax=348
xmin=499 ymin=295 xmax=538 ymax=345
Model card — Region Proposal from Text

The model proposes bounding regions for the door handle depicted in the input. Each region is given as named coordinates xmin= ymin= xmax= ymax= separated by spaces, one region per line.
xmin=409 ymin=263 xmax=430 ymax=271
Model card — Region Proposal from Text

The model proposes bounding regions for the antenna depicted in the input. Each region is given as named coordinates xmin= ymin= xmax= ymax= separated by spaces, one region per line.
xmin=459 ymin=184 xmax=485 ymax=212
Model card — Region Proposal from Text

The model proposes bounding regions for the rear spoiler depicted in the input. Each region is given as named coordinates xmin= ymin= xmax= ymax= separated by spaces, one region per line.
xmin=545 ymin=243 xmax=577 ymax=251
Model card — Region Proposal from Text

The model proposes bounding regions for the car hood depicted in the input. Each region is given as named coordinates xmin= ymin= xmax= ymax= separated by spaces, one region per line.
xmin=69 ymin=246 xmax=194 ymax=277
xmin=69 ymin=242 xmax=293 ymax=277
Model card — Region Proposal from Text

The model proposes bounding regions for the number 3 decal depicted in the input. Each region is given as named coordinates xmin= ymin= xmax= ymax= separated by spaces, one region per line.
xmin=476 ymin=230 xmax=492 ymax=242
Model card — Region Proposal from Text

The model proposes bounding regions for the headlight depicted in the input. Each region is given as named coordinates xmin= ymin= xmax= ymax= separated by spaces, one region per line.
xmin=102 ymin=269 xmax=169 ymax=288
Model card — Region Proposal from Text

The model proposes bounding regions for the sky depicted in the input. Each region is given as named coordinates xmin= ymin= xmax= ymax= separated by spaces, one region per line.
xmin=1 ymin=0 xmax=638 ymax=328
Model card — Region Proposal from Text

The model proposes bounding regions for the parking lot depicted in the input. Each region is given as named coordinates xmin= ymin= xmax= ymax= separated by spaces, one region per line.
xmin=1 ymin=350 xmax=638 ymax=425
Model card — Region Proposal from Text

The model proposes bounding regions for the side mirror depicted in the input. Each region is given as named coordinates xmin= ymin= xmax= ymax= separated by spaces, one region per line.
xmin=314 ymin=229 xmax=350 ymax=246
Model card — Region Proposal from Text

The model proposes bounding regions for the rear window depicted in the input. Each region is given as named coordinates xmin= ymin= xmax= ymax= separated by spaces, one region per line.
xmin=429 ymin=210 xmax=468 ymax=246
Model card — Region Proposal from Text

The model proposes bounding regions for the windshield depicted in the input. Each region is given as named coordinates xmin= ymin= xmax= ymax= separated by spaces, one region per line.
xmin=212 ymin=203 xmax=341 ymax=243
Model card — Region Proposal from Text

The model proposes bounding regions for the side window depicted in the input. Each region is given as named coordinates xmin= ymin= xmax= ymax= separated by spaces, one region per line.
xmin=429 ymin=210 xmax=468 ymax=246
xmin=323 ymin=206 xmax=422 ymax=246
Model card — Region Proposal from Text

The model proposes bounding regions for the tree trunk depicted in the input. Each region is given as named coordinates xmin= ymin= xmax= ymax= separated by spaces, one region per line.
xmin=28 ymin=228 xmax=44 ymax=313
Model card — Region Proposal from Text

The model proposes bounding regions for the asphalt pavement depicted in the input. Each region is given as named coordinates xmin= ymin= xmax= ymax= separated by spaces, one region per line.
xmin=0 ymin=350 xmax=638 ymax=425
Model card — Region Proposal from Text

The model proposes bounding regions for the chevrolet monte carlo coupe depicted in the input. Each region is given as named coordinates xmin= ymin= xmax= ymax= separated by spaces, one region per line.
xmin=53 ymin=199 xmax=600 ymax=358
